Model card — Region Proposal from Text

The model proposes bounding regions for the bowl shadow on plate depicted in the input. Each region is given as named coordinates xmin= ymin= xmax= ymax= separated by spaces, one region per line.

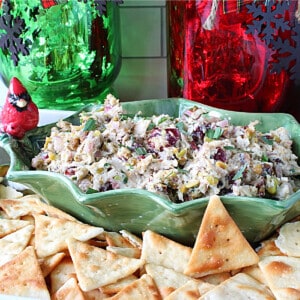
xmin=1 ymin=98 xmax=300 ymax=246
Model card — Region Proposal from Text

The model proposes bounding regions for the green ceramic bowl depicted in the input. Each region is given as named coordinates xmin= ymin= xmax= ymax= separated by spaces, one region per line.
xmin=1 ymin=98 xmax=300 ymax=246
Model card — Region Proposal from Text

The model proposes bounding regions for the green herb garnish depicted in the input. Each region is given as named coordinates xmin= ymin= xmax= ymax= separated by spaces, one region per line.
xmin=176 ymin=121 xmax=186 ymax=133
xmin=147 ymin=122 xmax=156 ymax=131
xmin=135 ymin=147 xmax=147 ymax=155
xmin=206 ymin=127 xmax=223 ymax=139
xmin=177 ymin=168 xmax=188 ymax=174
xmin=83 ymin=118 xmax=97 ymax=131
xmin=224 ymin=146 xmax=235 ymax=150
xmin=261 ymin=136 xmax=274 ymax=145
xmin=123 ymin=175 xmax=128 ymax=184
xmin=120 ymin=114 xmax=130 ymax=121
xmin=158 ymin=116 xmax=168 ymax=124
xmin=232 ymin=164 xmax=247 ymax=181
xmin=86 ymin=188 xmax=99 ymax=194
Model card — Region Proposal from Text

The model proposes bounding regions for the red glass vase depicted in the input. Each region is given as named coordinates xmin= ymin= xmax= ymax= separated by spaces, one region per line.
xmin=167 ymin=0 xmax=300 ymax=113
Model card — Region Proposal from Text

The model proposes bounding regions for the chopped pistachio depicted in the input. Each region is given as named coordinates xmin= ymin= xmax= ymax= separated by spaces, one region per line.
xmin=216 ymin=161 xmax=227 ymax=169
xmin=206 ymin=175 xmax=218 ymax=186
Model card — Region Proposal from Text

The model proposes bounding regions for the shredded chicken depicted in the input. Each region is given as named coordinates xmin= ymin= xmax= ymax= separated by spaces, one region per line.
xmin=32 ymin=94 xmax=300 ymax=202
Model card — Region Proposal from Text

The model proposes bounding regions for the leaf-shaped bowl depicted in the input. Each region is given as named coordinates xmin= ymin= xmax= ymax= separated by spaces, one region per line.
xmin=1 ymin=98 xmax=300 ymax=246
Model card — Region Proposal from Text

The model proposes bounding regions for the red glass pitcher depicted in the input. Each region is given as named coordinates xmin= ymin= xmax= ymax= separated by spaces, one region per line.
xmin=167 ymin=0 xmax=300 ymax=113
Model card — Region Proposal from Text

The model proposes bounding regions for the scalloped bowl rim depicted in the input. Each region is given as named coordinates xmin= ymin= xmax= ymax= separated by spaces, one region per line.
xmin=6 ymin=169 xmax=300 ymax=212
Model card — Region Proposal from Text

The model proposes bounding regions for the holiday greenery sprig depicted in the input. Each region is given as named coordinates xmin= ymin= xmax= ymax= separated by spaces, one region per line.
xmin=0 ymin=0 xmax=123 ymax=66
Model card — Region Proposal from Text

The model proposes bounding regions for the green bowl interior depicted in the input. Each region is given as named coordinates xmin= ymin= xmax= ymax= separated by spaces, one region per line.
xmin=1 ymin=98 xmax=300 ymax=245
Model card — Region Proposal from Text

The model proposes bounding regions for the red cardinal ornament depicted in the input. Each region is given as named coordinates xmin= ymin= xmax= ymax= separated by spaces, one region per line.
xmin=0 ymin=77 xmax=39 ymax=139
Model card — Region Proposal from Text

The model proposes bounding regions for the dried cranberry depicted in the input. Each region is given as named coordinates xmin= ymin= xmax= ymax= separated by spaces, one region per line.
xmin=189 ymin=141 xmax=198 ymax=150
xmin=262 ymin=163 xmax=273 ymax=175
xmin=255 ymin=178 xmax=266 ymax=197
xmin=99 ymin=182 xmax=114 ymax=192
xmin=165 ymin=128 xmax=180 ymax=146
xmin=147 ymin=128 xmax=162 ymax=150
xmin=148 ymin=128 xmax=161 ymax=138
xmin=191 ymin=126 xmax=204 ymax=144
xmin=65 ymin=167 xmax=76 ymax=176
xmin=213 ymin=147 xmax=226 ymax=162
xmin=41 ymin=152 xmax=49 ymax=160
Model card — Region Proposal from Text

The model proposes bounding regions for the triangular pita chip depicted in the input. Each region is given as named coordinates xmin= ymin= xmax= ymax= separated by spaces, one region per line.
xmin=52 ymin=277 xmax=85 ymax=300
xmin=50 ymin=257 xmax=76 ymax=294
xmin=34 ymin=214 xmax=104 ymax=257
xmin=83 ymin=288 xmax=110 ymax=299
xmin=164 ymin=279 xmax=215 ymax=300
xmin=120 ymin=229 xmax=143 ymax=249
xmin=108 ymin=274 xmax=161 ymax=300
xmin=107 ymin=246 xmax=141 ymax=259
xmin=0 ymin=224 xmax=34 ymax=266
xmin=275 ymin=221 xmax=300 ymax=257
xmin=105 ymin=231 xmax=136 ymax=248
xmin=185 ymin=195 xmax=259 ymax=277
xmin=145 ymin=263 xmax=194 ymax=298
xmin=257 ymin=237 xmax=285 ymax=258
xmin=259 ymin=255 xmax=300 ymax=300
xmin=0 ymin=246 xmax=50 ymax=299
xmin=36 ymin=201 xmax=78 ymax=221
xmin=0 ymin=198 xmax=44 ymax=218
xmin=198 ymin=273 xmax=274 ymax=299
xmin=39 ymin=252 xmax=66 ymax=277
xmin=67 ymin=237 xmax=145 ymax=291
xmin=0 ymin=218 xmax=30 ymax=238
xmin=100 ymin=274 xmax=138 ymax=295
xmin=200 ymin=271 xmax=231 ymax=285
xmin=0 ymin=184 xmax=23 ymax=199
xmin=241 ymin=264 xmax=268 ymax=286
xmin=141 ymin=230 xmax=192 ymax=273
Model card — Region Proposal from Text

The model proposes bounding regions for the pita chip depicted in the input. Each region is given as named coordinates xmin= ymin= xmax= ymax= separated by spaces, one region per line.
xmin=100 ymin=274 xmax=138 ymax=294
xmin=164 ymin=279 xmax=215 ymax=300
xmin=52 ymin=277 xmax=85 ymax=300
xmin=39 ymin=252 xmax=66 ymax=277
xmin=36 ymin=201 xmax=79 ymax=221
xmin=0 ymin=218 xmax=30 ymax=238
xmin=141 ymin=230 xmax=192 ymax=273
xmin=120 ymin=229 xmax=143 ymax=249
xmin=0 ymin=184 xmax=23 ymax=199
xmin=241 ymin=264 xmax=268 ymax=285
xmin=185 ymin=195 xmax=259 ymax=277
xmin=67 ymin=237 xmax=145 ymax=291
xmin=275 ymin=221 xmax=300 ymax=257
xmin=34 ymin=214 xmax=104 ymax=257
xmin=108 ymin=274 xmax=161 ymax=300
xmin=0 ymin=224 xmax=34 ymax=266
xmin=145 ymin=263 xmax=194 ymax=298
xmin=105 ymin=231 xmax=136 ymax=248
xmin=110 ymin=274 xmax=162 ymax=300
xmin=257 ymin=237 xmax=285 ymax=258
xmin=0 ymin=198 xmax=45 ymax=218
xmin=259 ymin=255 xmax=300 ymax=300
xmin=107 ymin=246 xmax=141 ymax=259
xmin=200 ymin=271 xmax=231 ymax=285
xmin=83 ymin=288 xmax=110 ymax=300
xmin=0 ymin=246 xmax=50 ymax=300
xmin=199 ymin=273 xmax=274 ymax=299
xmin=50 ymin=256 xmax=76 ymax=294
